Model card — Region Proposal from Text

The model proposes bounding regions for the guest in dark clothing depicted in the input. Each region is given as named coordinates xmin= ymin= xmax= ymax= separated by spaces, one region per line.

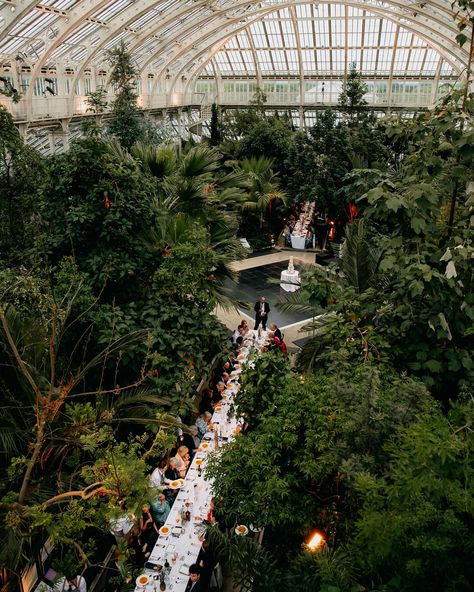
xmin=270 ymin=323 xmax=282 ymax=341
xmin=212 ymin=381 xmax=225 ymax=405
xmin=254 ymin=296 xmax=270 ymax=330
xmin=164 ymin=458 xmax=180 ymax=504
xmin=176 ymin=432 xmax=197 ymax=456
xmin=199 ymin=388 xmax=214 ymax=415
xmin=233 ymin=336 xmax=243 ymax=354
xmin=139 ymin=505 xmax=159 ymax=557
xmin=185 ymin=564 xmax=205 ymax=592
xmin=222 ymin=360 xmax=235 ymax=374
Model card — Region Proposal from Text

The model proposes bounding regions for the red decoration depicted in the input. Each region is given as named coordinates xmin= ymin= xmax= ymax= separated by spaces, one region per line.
xmin=103 ymin=194 xmax=111 ymax=209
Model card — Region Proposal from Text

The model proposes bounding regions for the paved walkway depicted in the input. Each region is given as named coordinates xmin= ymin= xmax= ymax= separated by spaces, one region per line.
xmin=214 ymin=250 xmax=316 ymax=351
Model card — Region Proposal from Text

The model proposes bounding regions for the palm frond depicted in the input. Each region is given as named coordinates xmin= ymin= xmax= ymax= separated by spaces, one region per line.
xmin=104 ymin=138 xmax=135 ymax=164
xmin=340 ymin=220 xmax=379 ymax=293
xmin=131 ymin=142 xmax=177 ymax=179
xmin=180 ymin=144 xmax=220 ymax=178
xmin=277 ymin=290 xmax=323 ymax=317
xmin=0 ymin=425 xmax=25 ymax=456
xmin=111 ymin=387 xmax=172 ymax=412
xmin=71 ymin=329 xmax=149 ymax=392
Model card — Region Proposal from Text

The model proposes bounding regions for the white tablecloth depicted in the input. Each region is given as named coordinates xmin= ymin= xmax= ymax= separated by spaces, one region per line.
xmin=290 ymin=234 xmax=306 ymax=249
xmin=280 ymin=270 xmax=300 ymax=292
xmin=135 ymin=345 xmax=261 ymax=592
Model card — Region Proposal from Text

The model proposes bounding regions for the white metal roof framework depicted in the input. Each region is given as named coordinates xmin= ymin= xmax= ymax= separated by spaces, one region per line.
xmin=0 ymin=0 xmax=470 ymax=113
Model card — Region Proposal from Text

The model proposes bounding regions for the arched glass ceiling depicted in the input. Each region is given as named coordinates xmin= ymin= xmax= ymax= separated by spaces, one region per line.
xmin=200 ymin=4 xmax=459 ymax=79
xmin=0 ymin=0 xmax=470 ymax=99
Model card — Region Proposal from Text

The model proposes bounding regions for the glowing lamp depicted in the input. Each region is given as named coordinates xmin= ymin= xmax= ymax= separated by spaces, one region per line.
xmin=306 ymin=531 xmax=325 ymax=551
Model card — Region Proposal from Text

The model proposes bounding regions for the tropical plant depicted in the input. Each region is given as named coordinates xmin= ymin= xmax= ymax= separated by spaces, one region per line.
xmin=338 ymin=62 xmax=368 ymax=118
xmin=354 ymin=399 xmax=474 ymax=591
xmin=107 ymin=42 xmax=142 ymax=149
xmin=0 ymin=107 xmax=44 ymax=266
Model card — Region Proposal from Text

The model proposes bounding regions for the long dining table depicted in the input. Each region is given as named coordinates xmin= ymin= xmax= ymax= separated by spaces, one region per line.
xmin=135 ymin=332 xmax=265 ymax=592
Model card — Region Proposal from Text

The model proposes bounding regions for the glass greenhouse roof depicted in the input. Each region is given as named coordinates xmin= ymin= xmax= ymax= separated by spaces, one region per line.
xmin=0 ymin=0 xmax=470 ymax=98
xmin=201 ymin=4 xmax=459 ymax=79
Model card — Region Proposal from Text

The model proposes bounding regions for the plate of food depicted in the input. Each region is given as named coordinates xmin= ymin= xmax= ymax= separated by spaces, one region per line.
xmin=178 ymin=478 xmax=185 ymax=486
xmin=200 ymin=442 xmax=210 ymax=450
xmin=159 ymin=525 xmax=171 ymax=535
xmin=168 ymin=480 xmax=181 ymax=489
xmin=214 ymin=405 xmax=223 ymax=412
xmin=136 ymin=574 xmax=150 ymax=587
xmin=195 ymin=458 xmax=204 ymax=466
xmin=235 ymin=524 xmax=248 ymax=536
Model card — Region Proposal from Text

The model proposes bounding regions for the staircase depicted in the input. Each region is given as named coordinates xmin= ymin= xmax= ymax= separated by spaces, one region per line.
xmin=187 ymin=103 xmax=212 ymax=137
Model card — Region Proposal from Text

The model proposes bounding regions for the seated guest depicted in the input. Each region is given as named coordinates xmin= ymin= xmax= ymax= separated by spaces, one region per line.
xmin=165 ymin=458 xmax=180 ymax=482
xmin=164 ymin=458 xmax=180 ymax=503
xmin=150 ymin=459 xmax=169 ymax=490
xmin=176 ymin=430 xmax=197 ymax=456
xmin=232 ymin=324 xmax=244 ymax=343
xmin=222 ymin=359 xmax=235 ymax=374
xmin=212 ymin=381 xmax=225 ymax=404
xmin=172 ymin=445 xmax=190 ymax=477
xmin=270 ymin=323 xmax=282 ymax=342
xmin=189 ymin=425 xmax=201 ymax=448
xmin=139 ymin=504 xmax=159 ymax=557
xmin=199 ymin=388 xmax=214 ymax=415
xmin=196 ymin=411 xmax=213 ymax=438
xmin=185 ymin=564 xmax=204 ymax=592
xmin=150 ymin=492 xmax=170 ymax=525
xmin=206 ymin=497 xmax=217 ymax=525
xmin=273 ymin=336 xmax=288 ymax=355
xmin=221 ymin=372 xmax=231 ymax=385
xmin=233 ymin=336 xmax=243 ymax=355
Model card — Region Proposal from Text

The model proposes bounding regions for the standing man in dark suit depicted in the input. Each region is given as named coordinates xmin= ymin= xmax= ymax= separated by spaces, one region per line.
xmin=254 ymin=296 xmax=270 ymax=330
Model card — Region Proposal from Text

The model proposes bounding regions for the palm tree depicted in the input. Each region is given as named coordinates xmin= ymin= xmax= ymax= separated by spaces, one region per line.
xmin=129 ymin=142 xmax=249 ymax=308
xmin=236 ymin=156 xmax=287 ymax=226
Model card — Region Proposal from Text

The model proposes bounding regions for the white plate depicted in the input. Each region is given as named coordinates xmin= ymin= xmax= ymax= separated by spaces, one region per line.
xmin=250 ymin=523 xmax=263 ymax=532
xmin=159 ymin=525 xmax=171 ymax=536
xmin=136 ymin=574 xmax=150 ymax=587
xmin=235 ymin=524 xmax=249 ymax=536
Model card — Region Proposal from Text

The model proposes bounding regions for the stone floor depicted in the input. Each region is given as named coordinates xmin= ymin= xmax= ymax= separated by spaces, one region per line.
xmin=215 ymin=250 xmax=317 ymax=350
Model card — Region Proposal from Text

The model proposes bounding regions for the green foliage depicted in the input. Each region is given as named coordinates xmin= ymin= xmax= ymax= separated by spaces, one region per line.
xmin=107 ymin=42 xmax=143 ymax=149
xmin=236 ymin=116 xmax=294 ymax=176
xmin=338 ymin=63 xmax=368 ymax=118
xmin=0 ymin=107 xmax=44 ymax=265
xmin=284 ymin=110 xmax=352 ymax=218
xmin=207 ymin=363 xmax=433 ymax=533
xmin=86 ymin=88 xmax=108 ymax=114
xmin=234 ymin=350 xmax=291 ymax=428
xmin=355 ymin=400 xmax=474 ymax=591
xmin=38 ymin=137 xmax=155 ymax=293
xmin=210 ymin=103 xmax=221 ymax=146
